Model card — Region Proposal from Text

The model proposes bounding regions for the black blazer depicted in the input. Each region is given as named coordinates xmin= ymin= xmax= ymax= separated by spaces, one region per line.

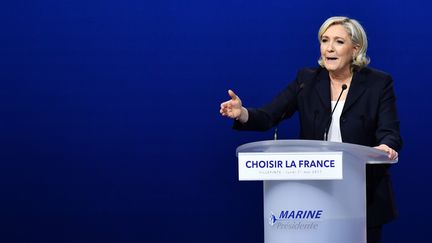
xmin=234 ymin=67 xmax=402 ymax=226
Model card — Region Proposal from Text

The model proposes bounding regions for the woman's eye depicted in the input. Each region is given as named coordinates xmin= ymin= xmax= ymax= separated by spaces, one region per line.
xmin=337 ymin=40 xmax=344 ymax=44
xmin=321 ymin=39 xmax=328 ymax=43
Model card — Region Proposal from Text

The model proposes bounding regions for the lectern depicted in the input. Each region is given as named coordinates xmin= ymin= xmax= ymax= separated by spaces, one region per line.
xmin=236 ymin=140 xmax=397 ymax=243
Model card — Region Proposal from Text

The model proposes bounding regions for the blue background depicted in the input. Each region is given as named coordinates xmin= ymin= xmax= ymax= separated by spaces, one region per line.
xmin=1 ymin=0 xmax=431 ymax=242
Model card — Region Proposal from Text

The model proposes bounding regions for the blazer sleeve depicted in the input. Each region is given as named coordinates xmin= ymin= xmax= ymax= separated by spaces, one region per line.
xmin=375 ymin=75 xmax=403 ymax=151
xmin=233 ymin=71 xmax=304 ymax=131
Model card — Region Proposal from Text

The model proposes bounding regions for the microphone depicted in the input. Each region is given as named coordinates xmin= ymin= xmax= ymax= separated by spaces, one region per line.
xmin=323 ymin=84 xmax=347 ymax=141
xmin=273 ymin=82 xmax=305 ymax=140
xmin=274 ymin=112 xmax=287 ymax=140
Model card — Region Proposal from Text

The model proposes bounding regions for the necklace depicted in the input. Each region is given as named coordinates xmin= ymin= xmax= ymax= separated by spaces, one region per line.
xmin=330 ymin=75 xmax=352 ymax=101
xmin=330 ymin=75 xmax=352 ymax=88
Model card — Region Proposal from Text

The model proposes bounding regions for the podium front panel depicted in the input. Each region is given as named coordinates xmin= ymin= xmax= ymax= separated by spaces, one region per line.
xmin=236 ymin=140 xmax=396 ymax=243
xmin=263 ymin=152 xmax=366 ymax=243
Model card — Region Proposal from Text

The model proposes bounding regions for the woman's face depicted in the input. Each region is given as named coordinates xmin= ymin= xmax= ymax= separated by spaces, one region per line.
xmin=320 ymin=24 xmax=358 ymax=75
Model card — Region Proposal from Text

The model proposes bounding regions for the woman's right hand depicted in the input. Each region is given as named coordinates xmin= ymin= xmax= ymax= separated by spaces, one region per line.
xmin=220 ymin=90 xmax=248 ymax=122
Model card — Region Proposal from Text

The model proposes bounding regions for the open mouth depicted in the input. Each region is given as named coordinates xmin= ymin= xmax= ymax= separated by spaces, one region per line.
xmin=326 ymin=57 xmax=338 ymax=61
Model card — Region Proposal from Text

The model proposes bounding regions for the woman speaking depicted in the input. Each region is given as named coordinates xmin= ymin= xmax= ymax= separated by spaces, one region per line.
xmin=220 ymin=16 xmax=402 ymax=243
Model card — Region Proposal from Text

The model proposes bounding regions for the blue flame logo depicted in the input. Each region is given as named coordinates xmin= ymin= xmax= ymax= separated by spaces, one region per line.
xmin=268 ymin=212 xmax=277 ymax=226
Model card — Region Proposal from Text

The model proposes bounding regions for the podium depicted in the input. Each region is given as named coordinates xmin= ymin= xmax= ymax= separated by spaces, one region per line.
xmin=236 ymin=140 xmax=397 ymax=243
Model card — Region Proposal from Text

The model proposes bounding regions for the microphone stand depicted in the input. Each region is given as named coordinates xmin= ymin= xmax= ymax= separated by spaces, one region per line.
xmin=323 ymin=84 xmax=347 ymax=141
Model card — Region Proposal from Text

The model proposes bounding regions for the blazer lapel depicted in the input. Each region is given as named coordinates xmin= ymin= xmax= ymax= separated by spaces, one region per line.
xmin=315 ymin=69 xmax=331 ymax=111
xmin=342 ymin=70 xmax=366 ymax=114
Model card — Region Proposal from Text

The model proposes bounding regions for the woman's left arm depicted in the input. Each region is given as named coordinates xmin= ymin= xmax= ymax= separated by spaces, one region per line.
xmin=375 ymin=75 xmax=403 ymax=159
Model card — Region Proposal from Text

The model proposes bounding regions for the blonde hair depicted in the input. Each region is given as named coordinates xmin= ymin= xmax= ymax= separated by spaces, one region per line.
xmin=317 ymin=16 xmax=370 ymax=70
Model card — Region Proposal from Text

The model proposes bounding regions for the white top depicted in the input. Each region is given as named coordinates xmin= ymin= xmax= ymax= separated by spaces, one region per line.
xmin=328 ymin=100 xmax=345 ymax=142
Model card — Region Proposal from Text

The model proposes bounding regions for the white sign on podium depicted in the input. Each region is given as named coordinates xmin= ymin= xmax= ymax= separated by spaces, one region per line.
xmin=238 ymin=152 xmax=342 ymax=180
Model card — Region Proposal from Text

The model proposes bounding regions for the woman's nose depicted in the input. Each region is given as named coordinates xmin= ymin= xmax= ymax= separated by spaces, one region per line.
xmin=326 ymin=42 xmax=334 ymax=52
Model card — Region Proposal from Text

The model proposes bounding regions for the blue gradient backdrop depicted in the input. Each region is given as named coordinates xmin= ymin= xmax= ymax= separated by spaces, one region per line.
xmin=1 ymin=0 xmax=431 ymax=242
